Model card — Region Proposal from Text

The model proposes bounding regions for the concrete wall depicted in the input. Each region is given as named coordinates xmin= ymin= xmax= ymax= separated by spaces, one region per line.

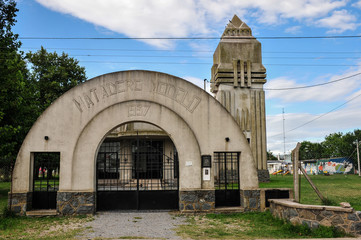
xmin=210 ymin=16 xmax=268 ymax=181
xmin=12 ymin=71 xmax=259 ymax=201
xmin=270 ymin=199 xmax=361 ymax=236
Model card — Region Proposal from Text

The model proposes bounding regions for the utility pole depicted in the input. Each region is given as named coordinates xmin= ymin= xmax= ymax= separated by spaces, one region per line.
xmin=355 ymin=139 xmax=361 ymax=177
xmin=282 ymin=108 xmax=286 ymax=160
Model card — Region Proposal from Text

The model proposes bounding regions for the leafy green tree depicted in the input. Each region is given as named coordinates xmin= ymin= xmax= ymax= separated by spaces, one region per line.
xmin=26 ymin=47 xmax=87 ymax=113
xmin=298 ymin=130 xmax=361 ymax=170
xmin=299 ymin=141 xmax=326 ymax=160
xmin=267 ymin=150 xmax=278 ymax=160
xmin=0 ymin=1 xmax=87 ymax=180
xmin=323 ymin=130 xmax=361 ymax=169
xmin=0 ymin=0 xmax=34 ymax=180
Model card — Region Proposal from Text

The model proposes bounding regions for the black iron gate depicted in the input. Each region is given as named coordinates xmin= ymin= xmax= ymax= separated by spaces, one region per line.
xmin=96 ymin=139 xmax=179 ymax=210
xmin=32 ymin=152 xmax=60 ymax=209
xmin=214 ymin=152 xmax=240 ymax=207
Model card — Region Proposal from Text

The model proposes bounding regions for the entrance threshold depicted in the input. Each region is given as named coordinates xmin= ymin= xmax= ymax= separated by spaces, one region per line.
xmin=214 ymin=206 xmax=244 ymax=214
xmin=26 ymin=209 xmax=57 ymax=217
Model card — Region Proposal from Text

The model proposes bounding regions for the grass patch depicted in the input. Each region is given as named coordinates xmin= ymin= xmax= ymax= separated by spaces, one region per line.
xmin=176 ymin=211 xmax=347 ymax=239
xmin=260 ymin=174 xmax=361 ymax=210
xmin=0 ymin=214 xmax=92 ymax=240
xmin=0 ymin=182 xmax=93 ymax=239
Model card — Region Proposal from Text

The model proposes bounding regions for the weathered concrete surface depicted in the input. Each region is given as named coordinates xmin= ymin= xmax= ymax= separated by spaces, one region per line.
xmin=211 ymin=15 xmax=269 ymax=181
xmin=12 ymin=70 xmax=259 ymax=199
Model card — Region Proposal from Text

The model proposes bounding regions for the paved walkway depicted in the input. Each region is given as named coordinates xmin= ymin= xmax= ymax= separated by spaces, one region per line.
xmin=78 ymin=210 xmax=186 ymax=239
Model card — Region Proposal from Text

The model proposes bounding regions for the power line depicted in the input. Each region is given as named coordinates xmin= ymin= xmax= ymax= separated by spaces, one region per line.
xmin=6 ymin=52 xmax=361 ymax=60
xmin=264 ymin=63 xmax=353 ymax=67
xmin=264 ymin=51 xmax=361 ymax=54
xmin=346 ymin=148 xmax=357 ymax=160
xmin=2 ymin=56 xmax=359 ymax=66
xmin=18 ymin=47 xmax=361 ymax=54
xmin=19 ymin=47 xmax=213 ymax=52
xmin=18 ymin=35 xmax=361 ymax=40
xmin=263 ymin=57 xmax=361 ymax=59
xmin=268 ymin=91 xmax=361 ymax=138
xmin=74 ymin=61 xmax=359 ymax=67
xmin=264 ymin=72 xmax=361 ymax=91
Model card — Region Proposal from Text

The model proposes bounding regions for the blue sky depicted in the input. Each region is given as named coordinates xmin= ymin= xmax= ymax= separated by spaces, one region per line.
xmin=13 ymin=0 xmax=361 ymax=155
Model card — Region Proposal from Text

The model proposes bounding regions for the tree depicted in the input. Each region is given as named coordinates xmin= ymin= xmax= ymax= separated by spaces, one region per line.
xmin=299 ymin=141 xmax=325 ymax=160
xmin=298 ymin=129 xmax=361 ymax=170
xmin=267 ymin=150 xmax=278 ymax=160
xmin=0 ymin=1 xmax=87 ymax=180
xmin=26 ymin=47 xmax=87 ymax=113
xmin=0 ymin=0 xmax=34 ymax=180
xmin=323 ymin=130 xmax=361 ymax=169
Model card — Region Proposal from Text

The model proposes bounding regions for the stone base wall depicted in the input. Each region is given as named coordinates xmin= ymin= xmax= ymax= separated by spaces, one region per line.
xmin=57 ymin=192 xmax=95 ymax=215
xmin=179 ymin=190 xmax=215 ymax=212
xmin=8 ymin=192 xmax=32 ymax=215
xmin=270 ymin=199 xmax=361 ymax=236
xmin=240 ymin=189 xmax=261 ymax=211
xmin=257 ymin=169 xmax=270 ymax=182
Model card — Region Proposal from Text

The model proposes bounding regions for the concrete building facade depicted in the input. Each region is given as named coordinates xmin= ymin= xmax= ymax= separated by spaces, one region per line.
xmin=9 ymin=15 xmax=271 ymax=215
xmin=211 ymin=15 xmax=269 ymax=182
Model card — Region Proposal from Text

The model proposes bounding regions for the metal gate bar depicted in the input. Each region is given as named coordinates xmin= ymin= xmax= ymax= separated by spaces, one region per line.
xmin=96 ymin=139 xmax=179 ymax=210
xmin=214 ymin=152 xmax=240 ymax=207
xmin=33 ymin=152 xmax=60 ymax=209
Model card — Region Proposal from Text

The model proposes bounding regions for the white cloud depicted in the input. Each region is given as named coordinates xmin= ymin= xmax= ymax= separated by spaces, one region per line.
xmin=316 ymin=10 xmax=358 ymax=33
xmin=265 ymin=67 xmax=361 ymax=103
xmin=35 ymin=0 xmax=208 ymax=48
xmin=267 ymin=100 xmax=361 ymax=153
xmin=34 ymin=0 xmax=356 ymax=48
xmin=352 ymin=0 xmax=361 ymax=8
xmin=266 ymin=65 xmax=361 ymax=153
xmin=182 ymin=76 xmax=211 ymax=93
xmin=284 ymin=26 xmax=302 ymax=34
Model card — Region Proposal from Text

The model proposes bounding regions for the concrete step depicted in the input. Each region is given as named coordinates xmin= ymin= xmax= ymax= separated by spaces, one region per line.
xmin=26 ymin=209 xmax=58 ymax=217
xmin=213 ymin=206 xmax=245 ymax=213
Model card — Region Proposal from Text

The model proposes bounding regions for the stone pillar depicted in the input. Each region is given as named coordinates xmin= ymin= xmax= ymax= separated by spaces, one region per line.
xmin=57 ymin=192 xmax=95 ymax=215
xmin=257 ymin=170 xmax=270 ymax=183
xmin=240 ymin=189 xmax=261 ymax=211
xmin=8 ymin=192 xmax=32 ymax=215
xmin=179 ymin=190 xmax=215 ymax=211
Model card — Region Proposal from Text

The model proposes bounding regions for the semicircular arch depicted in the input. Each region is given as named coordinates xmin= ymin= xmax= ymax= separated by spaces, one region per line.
xmin=70 ymin=100 xmax=201 ymax=191
xmin=12 ymin=70 xmax=258 ymax=194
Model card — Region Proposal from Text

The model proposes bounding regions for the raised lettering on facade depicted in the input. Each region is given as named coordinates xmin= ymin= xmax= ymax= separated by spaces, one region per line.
xmin=128 ymin=104 xmax=150 ymax=117
xmin=72 ymin=79 xmax=201 ymax=113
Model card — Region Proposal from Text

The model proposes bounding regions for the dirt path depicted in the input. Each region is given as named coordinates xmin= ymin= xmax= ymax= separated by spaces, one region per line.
xmin=77 ymin=210 xmax=186 ymax=239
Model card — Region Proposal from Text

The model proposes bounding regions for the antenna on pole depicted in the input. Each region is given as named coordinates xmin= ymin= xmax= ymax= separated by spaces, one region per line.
xmin=283 ymin=108 xmax=286 ymax=160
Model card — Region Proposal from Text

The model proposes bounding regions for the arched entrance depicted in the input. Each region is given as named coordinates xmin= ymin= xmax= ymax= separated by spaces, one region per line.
xmin=96 ymin=122 xmax=179 ymax=210
xmin=10 ymin=70 xmax=259 ymax=215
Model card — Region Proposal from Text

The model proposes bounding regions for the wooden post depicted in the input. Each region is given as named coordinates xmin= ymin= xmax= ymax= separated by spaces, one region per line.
xmin=292 ymin=143 xmax=301 ymax=202
xmin=293 ymin=142 xmax=326 ymax=203
xmin=299 ymin=166 xmax=325 ymax=201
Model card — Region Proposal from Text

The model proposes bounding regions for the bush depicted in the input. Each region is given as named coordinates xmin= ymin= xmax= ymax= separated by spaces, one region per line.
xmin=2 ymin=206 xmax=15 ymax=218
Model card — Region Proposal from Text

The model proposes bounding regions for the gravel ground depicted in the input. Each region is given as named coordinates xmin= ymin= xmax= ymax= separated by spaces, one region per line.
xmin=78 ymin=210 xmax=187 ymax=240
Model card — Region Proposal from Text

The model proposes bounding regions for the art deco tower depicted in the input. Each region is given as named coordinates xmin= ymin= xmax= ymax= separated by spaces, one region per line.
xmin=211 ymin=15 xmax=269 ymax=181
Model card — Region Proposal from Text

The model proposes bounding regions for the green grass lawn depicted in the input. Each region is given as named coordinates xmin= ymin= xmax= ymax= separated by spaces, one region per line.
xmin=178 ymin=174 xmax=358 ymax=239
xmin=0 ymin=174 xmax=359 ymax=239
xmin=0 ymin=182 xmax=92 ymax=239
xmin=260 ymin=174 xmax=361 ymax=211
xmin=176 ymin=211 xmax=347 ymax=239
